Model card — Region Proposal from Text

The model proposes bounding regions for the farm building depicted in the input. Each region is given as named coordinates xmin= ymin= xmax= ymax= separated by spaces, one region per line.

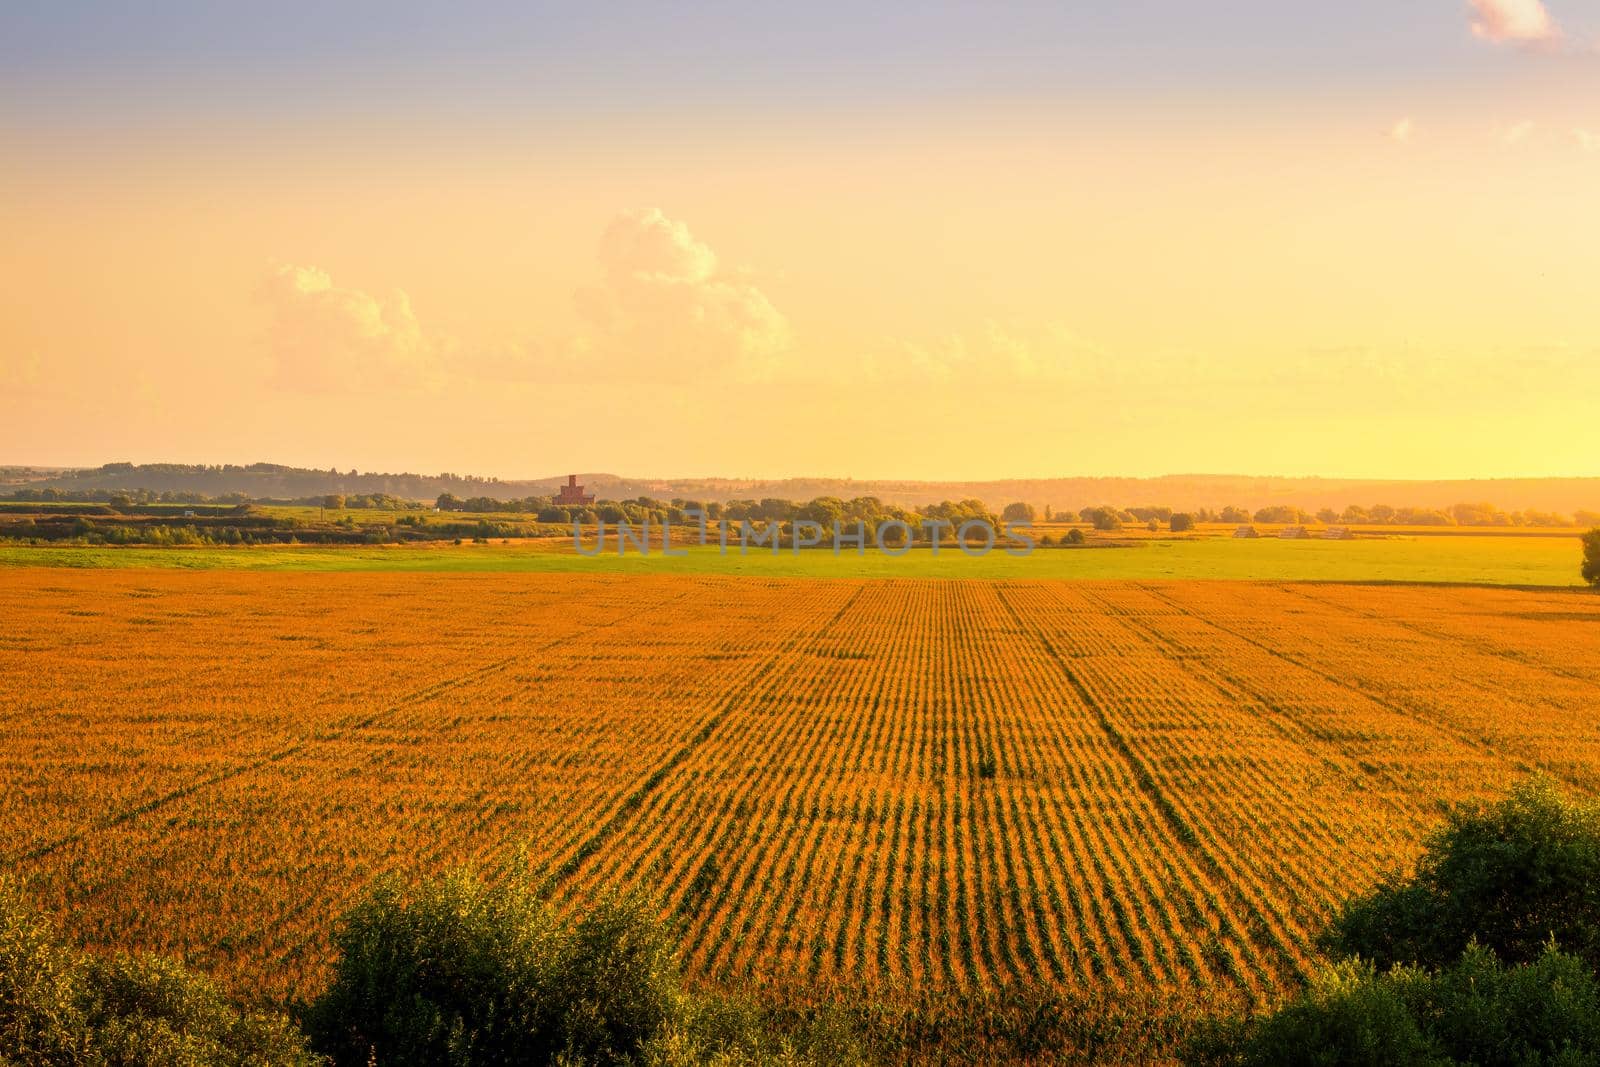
xmin=1233 ymin=525 xmax=1259 ymax=538
xmin=1279 ymin=525 xmax=1309 ymax=539
xmin=1323 ymin=526 xmax=1353 ymax=540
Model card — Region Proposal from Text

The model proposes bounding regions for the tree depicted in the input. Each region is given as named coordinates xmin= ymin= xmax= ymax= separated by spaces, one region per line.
xmin=1001 ymin=502 xmax=1036 ymax=523
xmin=1253 ymin=505 xmax=1304 ymax=525
xmin=322 ymin=494 xmax=344 ymax=510
xmin=436 ymin=493 xmax=461 ymax=511
xmin=803 ymin=497 xmax=845 ymax=527
xmin=1081 ymin=505 xmax=1122 ymax=532
xmin=1324 ymin=779 xmax=1600 ymax=973
xmin=1208 ymin=781 xmax=1600 ymax=1067
xmin=1169 ymin=513 xmax=1195 ymax=533
xmin=1451 ymin=501 xmax=1504 ymax=527
xmin=1585 ymin=529 xmax=1600 ymax=587
xmin=1221 ymin=945 xmax=1600 ymax=1067
xmin=308 ymin=869 xmax=679 ymax=1066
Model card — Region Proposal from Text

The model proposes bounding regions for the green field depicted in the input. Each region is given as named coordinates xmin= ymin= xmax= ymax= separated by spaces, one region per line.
xmin=0 ymin=532 xmax=1585 ymax=585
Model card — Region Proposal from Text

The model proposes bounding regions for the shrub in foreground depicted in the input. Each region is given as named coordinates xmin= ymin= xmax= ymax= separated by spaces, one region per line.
xmin=1195 ymin=780 xmax=1600 ymax=1066
xmin=1213 ymin=943 xmax=1600 ymax=1067
xmin=1324 ymin=779 xmax=1600 ymax=973
xmin=306 ymin=870 xmax=681 ymax=1065
xmin=0 ymin=877 xmax=314 ymax=1065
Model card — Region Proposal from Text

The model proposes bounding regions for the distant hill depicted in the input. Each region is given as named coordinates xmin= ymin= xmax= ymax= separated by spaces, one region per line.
xmin=7 ymin=462 xmax=1600 ymax=515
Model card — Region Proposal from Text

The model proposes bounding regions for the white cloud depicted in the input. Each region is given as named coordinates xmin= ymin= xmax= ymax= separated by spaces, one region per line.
xmin=262 ymin=212 xmax=790 ymax=392
xmin=1389 ymin=117 xmax=1414 ymax=143
xmin=596 ymin=208 xmax=718 ymax=285
xmin=564 ymin=208 xmax=792 ymax=383
xmin=1468 ymin=0 xmax=1558 ymax=43
xmin=259 ymin=265 xmax=441 ymax=393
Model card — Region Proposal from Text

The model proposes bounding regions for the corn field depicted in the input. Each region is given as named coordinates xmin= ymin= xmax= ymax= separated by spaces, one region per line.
xmin=3 ymin=570 xmax=1598 ymax=1020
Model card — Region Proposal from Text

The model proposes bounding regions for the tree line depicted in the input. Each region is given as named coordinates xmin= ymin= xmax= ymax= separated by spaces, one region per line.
xmin=8 ymin=486 xmax=1596 ymax=530
xmin=1043 ymin=501 xmax=1597 ymax=529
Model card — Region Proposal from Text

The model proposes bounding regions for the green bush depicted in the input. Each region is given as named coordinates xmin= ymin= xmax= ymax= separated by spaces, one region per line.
xmin=78 ymin=952 xmax=317 ymax=1066
xmin=1199 ymin=781 xmax=1600 ymax=1067
xmin=1417 ymin=943 xmax=1600 ymax=1064
xmin=1217 ymin=957 xmax=1435 ymax=1066
xmin=1583 ymin=529 xmax=1600 ymax=587
xmin=306 ymin=870 xmax=680 ymax=1065
xmin=1217 ymin=944 xmax=1600 ymax=1067
xmin=1324 ymin=779 xmax=1600 ymax=972
xmin=0 ymin=878 xmax=314 ymax=1066
xmin=0 ymin=879 xmax=87 ymax=1063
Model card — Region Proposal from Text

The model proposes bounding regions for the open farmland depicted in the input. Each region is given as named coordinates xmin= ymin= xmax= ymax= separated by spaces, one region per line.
xmin=4 ymin=569 xmax=1600 ymax=1031
xmin=0 ymin=529 xmax=1586 ymax=585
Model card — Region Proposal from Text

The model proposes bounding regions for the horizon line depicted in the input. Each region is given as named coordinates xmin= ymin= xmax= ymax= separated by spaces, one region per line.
xmin=7 ymin=460 xmax=1600 ymax=486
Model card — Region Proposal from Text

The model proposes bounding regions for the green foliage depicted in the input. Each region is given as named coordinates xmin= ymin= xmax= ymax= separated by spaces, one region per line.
xmin=0 ymin=879 xmax=87 ymax=1063
xmin=1080 ymin=505 xmax=1123 ymax=531
xmin=1000 ymin=502 xmax=1036 ymax=523
xmin=0 ymin=878 xmax=314 ymax=1066
xmin=1200 ymin=781 xmax=1600 ymax=1066
xmin=0 ymin=525 xmax=1586 ymax=585
xmin=1209 ymin=957 xmax=1435 ymax=1066
xmin=1582 ymin=529 xmax=1600 ymax=587
xmin=307 ymin=870 xmax=680 ymax=1065
xmin=1170 ymin=513 xmax=1195 ymax=533
xmin=1253 ymin=505 xmax=1308 ymax=525
xmin=636 ymin=992 xmax=866 ymax=1066
xmin=1211 ymin=944 xmax=1600 ymax=1067
xmin=1324 ymin=779 xmax=1600 ymax=972
xmin=76 ymin=953 xmax=317 ymax=1066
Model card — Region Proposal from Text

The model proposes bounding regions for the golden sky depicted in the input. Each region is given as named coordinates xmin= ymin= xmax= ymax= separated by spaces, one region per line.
xmin=2 ymin=2 xmax=1598 ymax=480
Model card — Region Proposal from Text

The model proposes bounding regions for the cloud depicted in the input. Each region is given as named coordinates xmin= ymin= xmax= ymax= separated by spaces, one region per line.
xmin=262 ymin=212 xmax=789 ymax=392
xmin=1576 ymin=129 xmax=1600 ymax=152
xmin=474 ymin=209 xmax=791 ymax=386
xmin=563 ymin=209 xmax=792 ymax=383
xmin=1468 ymin=0 xmax=1558 ymax=43
xmin=259 ymin=265 xmax=442 ymax=393
xmin=863 ymin=323 xmax=1114 ymax=386
xmin=1388 ymin=117 xmax=1414 ymax=143
xmin=1 ymin=350 xmax=43 ymax=393
xmin=596 ymin=208 xmax=719 ymax=285
xmin=1499 ymin=119 xmax=1535 ymax=145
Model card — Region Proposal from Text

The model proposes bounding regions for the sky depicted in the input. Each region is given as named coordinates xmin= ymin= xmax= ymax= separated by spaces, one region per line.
xmin=2 ymin=1 xmax=1598 ymax=481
